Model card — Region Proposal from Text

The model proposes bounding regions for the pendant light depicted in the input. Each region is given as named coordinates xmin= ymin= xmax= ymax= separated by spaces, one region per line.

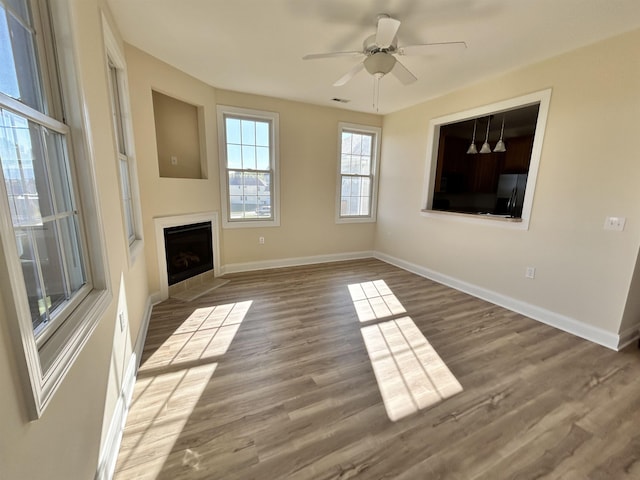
xmin=493 ymin=115 xmax=506 ymax=152
xmin=466 ymin=119 xmax=478 ymax=154
xmin=479 ymin=116 xmax=492 ymax=154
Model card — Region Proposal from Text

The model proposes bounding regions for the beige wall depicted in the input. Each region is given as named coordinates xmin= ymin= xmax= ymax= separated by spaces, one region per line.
xmin=152 ymin=90 xmax=204 ymax=179
xmin=0 ymin=1 xmax=150 ymax=478
xmin=127 ymin=46 xmax=382 ymax=294
xmin=375 ymin=28 xmax=640 ymax=335
xmin=215 ymin=89 xmax=382 ymax=266
xmin=126 ymin=45 xmax=220 ymax=295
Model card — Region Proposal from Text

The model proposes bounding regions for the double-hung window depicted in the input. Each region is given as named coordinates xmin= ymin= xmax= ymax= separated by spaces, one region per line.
xmin=0 ymin=0 xmax=109 ymax=417
xmin=104 ymin=16 xmax=143 ymax=260
xmin=336 ymin=123 xmax=381 ymax=223
xmin=217 ymin=105 xmax=279 ymax=228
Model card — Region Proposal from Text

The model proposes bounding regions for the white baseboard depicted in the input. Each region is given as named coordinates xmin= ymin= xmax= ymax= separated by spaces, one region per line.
xmin=617 ymin=325 xmax=640 ymax=350
xmin=95 ymin=297 xmax=153 ymax=480
xmin=220 ymin=250 xmax=374 ymax=275
xmin=373 ymin=251 xmax=621 ymax=351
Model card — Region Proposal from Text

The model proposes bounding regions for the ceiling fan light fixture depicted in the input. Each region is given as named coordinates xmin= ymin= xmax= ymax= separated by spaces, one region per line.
xmin=364 ymin=52 xmax=396 ymax=76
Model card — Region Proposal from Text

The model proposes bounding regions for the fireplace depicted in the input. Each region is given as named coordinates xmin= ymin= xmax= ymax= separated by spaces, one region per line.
xmin=164 ymin=221 xmax=213 ymax=286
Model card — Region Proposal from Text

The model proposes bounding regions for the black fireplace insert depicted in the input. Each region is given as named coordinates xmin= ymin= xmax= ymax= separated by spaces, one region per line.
xmin=164 ymin=221 xmax=213 ymax=285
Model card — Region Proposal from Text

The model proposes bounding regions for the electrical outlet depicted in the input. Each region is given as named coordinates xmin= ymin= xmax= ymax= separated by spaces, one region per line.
xmin=170 ymin=155 xmax=178 ymax=165
xmin=525 ymin=267 xmax=536 ymax=279
xmin=604 ymin=216 xmax=625 ymax=231
xmin=259 ymin=236 xmax=265 ymax=245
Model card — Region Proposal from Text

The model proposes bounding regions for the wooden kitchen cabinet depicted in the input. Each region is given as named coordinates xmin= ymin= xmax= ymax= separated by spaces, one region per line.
xmin=502 ymin=135 xmax=534 ymax=173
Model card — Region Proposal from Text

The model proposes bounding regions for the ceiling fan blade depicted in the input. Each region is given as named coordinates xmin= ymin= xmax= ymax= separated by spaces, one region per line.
xmin=390 ymin=59 xmax=417 ymax=85
xmin=333 ymin=62 xmax=365 ymax=86
xmin=375 ymin=17 xmax=401 ymax=48
xmin=303 ymin=51 xmax=363 ymax=60
xmin=398 ymin=41 xmax=467 ymax=56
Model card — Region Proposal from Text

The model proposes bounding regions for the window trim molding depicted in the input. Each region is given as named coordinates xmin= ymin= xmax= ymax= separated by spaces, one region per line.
xmin=335 ymin=122 xmax=381 ymax=224
xmin=101 ymin=13 xmax=144 ymax=265
xmin=216 ymin=104 xmax=280 ymax=229
xmin=420 ymin=89 xmax=552 ymax=230
xmin=0 ymin=0 xmax=111 ymax=419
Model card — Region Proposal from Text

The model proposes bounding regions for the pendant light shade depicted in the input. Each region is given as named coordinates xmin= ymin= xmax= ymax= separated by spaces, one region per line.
xmin=479 ymin=116 xmax=492 ymax=154
xmin=493 ymin=115 xmax=506 ymax=152
xmin=466 ymin=119 xmax=478 ymax=154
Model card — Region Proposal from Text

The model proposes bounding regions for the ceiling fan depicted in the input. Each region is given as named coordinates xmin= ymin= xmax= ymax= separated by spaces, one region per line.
xmin=303 ymin=14 xmax=466 ymax=110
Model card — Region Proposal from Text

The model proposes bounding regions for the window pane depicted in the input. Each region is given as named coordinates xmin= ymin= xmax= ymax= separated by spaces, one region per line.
xmin=362 ymin=176 xmax=371 ymax=198
xmin=351 ymin=134 xmax=363 ymax=155
xmin=226 ymin=117 xmax=241 ymax=144
xmin=108 ymin=63 xmax=126 ymax=155
xmin=342 ymin=132 xmax=352 ymax=154
xmin=226 ymin=144 xmax=241 ymax=169
xmin=15 ymin=227 xmax=45 ymax=329
xmin=256 ymin=146 xmax=269 ymax=170
xmin=33 ymin=221 xmax=66 ymax=314
xmin=229 ymin=195 xmax=243 ymax=219
xmin=2 ymin=7 xmax=44 ymax=111
xmin=242 ymin=145 xmax=256 ymax=170
xmin=58 ymin=215 xmax=86 ymax=292
xmin=255 ymin=121 xmax=269 ymax=147
xmin=241 ymin=120 xmax=255 ymax=145
xmin=360 ymin=155 xmax=371 ymax=175
xmin=0 ymin=6 xmax=19 ymax=99
xmin=341 ymin=176 xmax=351 ymax=196
xmin=45 ymin=129 xmax=73 ymax=214
xmin=350 ymin=155 xmax=362 ymax=175
xmin=119 ymin=157 xmax=135 ymax=240
xmin=0 ymin=109 xmax=54 ymax=224
xmin=361 ymin=134 xmax=372 ymax=156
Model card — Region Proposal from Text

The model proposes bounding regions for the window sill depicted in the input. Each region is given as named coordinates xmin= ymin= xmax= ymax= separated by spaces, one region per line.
xmin=420 ymin=209 xmax=529 ymax=230
xmin=222 ymin=218 xmax=280 ymax=229
xmin=336 ymin=216 xmax=377 ymax=224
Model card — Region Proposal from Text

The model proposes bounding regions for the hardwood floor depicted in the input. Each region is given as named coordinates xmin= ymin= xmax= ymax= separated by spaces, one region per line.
xmin=114 ymin=259 xmax=640 ymax=479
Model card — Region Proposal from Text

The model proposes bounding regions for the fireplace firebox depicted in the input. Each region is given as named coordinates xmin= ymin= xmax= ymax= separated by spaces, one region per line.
xmin=163 ymin=222 xmax=213 ymax=285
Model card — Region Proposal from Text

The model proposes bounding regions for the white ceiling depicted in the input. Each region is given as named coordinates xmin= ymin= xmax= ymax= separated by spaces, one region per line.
xmin=106 ymin=0 xmax=640 ymax=115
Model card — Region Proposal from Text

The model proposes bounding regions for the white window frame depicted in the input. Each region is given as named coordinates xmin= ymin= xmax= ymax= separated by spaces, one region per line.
xmin=0 ymin=0 xmax=111 ymax=419
xmin=420 ymin=89 xmax=552 ymax=230
xmin=335 ymin=122 xmax=381 ymax=224
xmin=216 ymin=105 xmax=280 ymax=228
xmin=102 ymin=13 xmax=143 ymax=264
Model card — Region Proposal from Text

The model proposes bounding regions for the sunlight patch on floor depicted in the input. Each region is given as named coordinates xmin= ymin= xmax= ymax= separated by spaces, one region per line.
xmin=361 ymin=316 xmax=463 ymax=421
xmin=348 ymin=280 xmax=406 ymax=322
xmin=348 ymin=280 xmax=461 ymax=422
xmin=143 ymin=301 xmax=252 ymax=368
xmin=117 ymin=363 xmax=216 ymax=477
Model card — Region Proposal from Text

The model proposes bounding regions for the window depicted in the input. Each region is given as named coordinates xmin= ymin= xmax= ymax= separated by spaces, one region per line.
xmin=336 ymin=123 xmax=381 ymax=223
xmin=421 ymin=89 xmax=552 ymax=230
xmin=103 ymin=15 xmax=143 ymax=260
xmin=0 ymin=0 xmax=110 ymax=418
xmin=217 ymin=105 xmax=279 ymax=228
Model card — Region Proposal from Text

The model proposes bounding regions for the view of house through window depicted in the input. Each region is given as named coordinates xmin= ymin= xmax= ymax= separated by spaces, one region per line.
xmin=219 ymin=110 xmax=277 ymax=223
xmin=337 ymin=123 xmax=380 ymax=222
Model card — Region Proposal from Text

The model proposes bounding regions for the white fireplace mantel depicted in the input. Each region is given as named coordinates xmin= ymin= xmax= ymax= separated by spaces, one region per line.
xmin=153 ymin=211 xmax=220 ymax=302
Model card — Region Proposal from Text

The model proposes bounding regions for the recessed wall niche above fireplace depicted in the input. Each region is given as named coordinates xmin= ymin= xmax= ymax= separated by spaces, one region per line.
xmin=153 ymin=212 xmax=221 ymax=301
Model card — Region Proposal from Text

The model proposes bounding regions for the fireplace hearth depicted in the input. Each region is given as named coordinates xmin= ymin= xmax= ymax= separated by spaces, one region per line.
xmin=164 ymin=221 xmax=213 ymax=285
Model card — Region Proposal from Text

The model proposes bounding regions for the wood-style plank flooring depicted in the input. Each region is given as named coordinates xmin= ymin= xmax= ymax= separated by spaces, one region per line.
xmin=114 ymin=259 xmax=640 ymax=479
